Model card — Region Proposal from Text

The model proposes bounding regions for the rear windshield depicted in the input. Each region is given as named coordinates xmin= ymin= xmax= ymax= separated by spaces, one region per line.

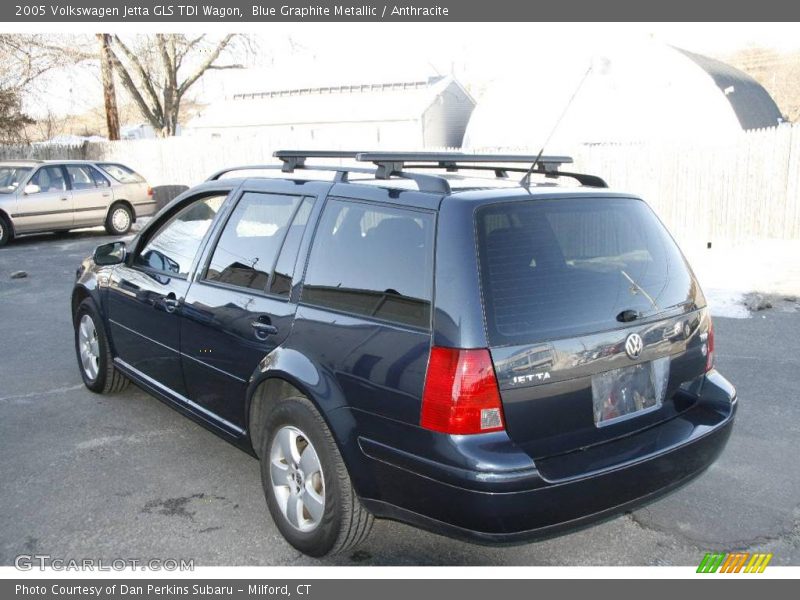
xmin=476 ymin=197 xmax=701 ymax=345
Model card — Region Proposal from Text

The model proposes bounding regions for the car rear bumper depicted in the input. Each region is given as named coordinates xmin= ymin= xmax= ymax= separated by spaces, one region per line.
xmin=356 ymin=371 xmax=736 ymax=544
xmin=132 ymin=200 xmax=158 ymax=218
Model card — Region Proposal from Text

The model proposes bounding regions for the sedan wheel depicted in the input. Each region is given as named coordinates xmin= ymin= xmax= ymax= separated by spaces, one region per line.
xmin=269 ymin=425 xmax=326 ymax=532
xmin=105 ymin=203 xmax=133 ymax=235
xmin=111 ymin=207 xmax=131 ymax=232
xmin=78 ymin=314 xmax=101 ymax=381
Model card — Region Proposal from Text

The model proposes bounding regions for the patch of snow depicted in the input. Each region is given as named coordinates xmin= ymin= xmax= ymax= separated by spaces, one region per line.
xmin=681 ymin=238 xmax=800 ymax=319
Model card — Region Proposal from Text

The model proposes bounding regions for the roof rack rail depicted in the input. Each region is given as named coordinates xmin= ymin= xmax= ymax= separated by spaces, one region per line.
xmin=207 ymin=152 xmax=451 ymax=194
xmin=355 ymin=151 xmax=571 ymax=177
xmin=206 ymin=150 xmax=606 ymax=191
xmin=353 ymin=151 xmax=606 ymax=187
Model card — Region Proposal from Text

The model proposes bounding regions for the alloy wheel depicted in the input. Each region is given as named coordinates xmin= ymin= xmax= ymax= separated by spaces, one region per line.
xmin=78 ymin=314 xmax=100 ymax=380
xmin=269 ymin=425 xmax=326 ymax=532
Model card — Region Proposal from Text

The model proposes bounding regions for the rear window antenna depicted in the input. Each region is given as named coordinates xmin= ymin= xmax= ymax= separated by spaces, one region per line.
xmin=521 ymin=61 xmax=596 ymax=188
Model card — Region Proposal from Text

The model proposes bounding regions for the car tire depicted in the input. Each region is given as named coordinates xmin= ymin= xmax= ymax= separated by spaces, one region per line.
xmin=0 ymin=214 xmax=11 ymax=247
xmin=105 ymin=202 xmax=133 ymax=235
xmin=74 ymin=298 xmax=129 ymax=394
xmin=259 ymin=394 xmax=373 ymax=557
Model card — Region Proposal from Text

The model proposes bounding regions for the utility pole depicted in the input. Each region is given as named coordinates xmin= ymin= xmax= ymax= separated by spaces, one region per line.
xmin=97 ymin=33 xmax=120 ymax=140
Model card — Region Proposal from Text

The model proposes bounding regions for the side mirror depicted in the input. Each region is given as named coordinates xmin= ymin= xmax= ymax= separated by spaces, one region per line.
xmin=23 ymin=184 xmax=40 ymax=195
xmin=93 ymin=241 xmax=127 ymax=266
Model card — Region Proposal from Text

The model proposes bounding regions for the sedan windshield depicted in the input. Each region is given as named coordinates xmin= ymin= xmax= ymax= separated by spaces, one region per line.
xmin=0 ymin=166 xmax=32 ymax=193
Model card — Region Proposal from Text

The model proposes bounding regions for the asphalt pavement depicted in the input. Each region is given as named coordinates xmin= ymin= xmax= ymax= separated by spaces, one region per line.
xmin=1 ymin=228 xmax=798 ymax=566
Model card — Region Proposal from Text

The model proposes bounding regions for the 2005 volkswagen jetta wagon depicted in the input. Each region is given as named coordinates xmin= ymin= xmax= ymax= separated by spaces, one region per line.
xmin=71 ymin=151 xmax=736 ymax=557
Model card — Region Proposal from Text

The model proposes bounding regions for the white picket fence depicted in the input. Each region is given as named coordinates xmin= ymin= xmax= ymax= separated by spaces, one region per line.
xmin=2 ymin=123 xmax=799 ymax=243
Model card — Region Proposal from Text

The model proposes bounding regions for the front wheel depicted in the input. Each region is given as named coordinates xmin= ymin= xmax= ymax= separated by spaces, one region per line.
xmin=259 ymin=395 xmax=373 ymax=557
xmin=74 ymin=299 xmax=129 ymax=394
xmin=105 ymin=203 xmax=133 ymax=235
xmin=0 ymin=215 xmax=11 ymax=247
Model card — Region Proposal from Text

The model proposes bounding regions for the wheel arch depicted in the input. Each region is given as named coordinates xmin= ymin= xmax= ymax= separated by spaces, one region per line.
xmin=0 ymin=207 xmax=15 ymax=239
xmin=71 ymin=285 xmax=93 ymax=324
xmin=245 ymin=347 xmax=349 ymax=460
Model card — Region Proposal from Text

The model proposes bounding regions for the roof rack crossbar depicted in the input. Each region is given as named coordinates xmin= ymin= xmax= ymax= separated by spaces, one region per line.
xmin=273 ymin=150 xmax=363 ymax=173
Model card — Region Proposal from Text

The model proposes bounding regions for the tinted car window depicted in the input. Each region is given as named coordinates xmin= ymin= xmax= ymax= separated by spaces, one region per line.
xmin=134 ymin=195 xmax=226 ymax=277
xmin=476 ymin=197 xmax=699 ymax=345
xmin=302 ymin=199 xmax=434 ymax=329
xmin=270 ymin=197 xmax=313 ymax=297
xmin=205 ymin=192 xmax=302 ymax=292
xmin=31 ymin=166 xmax=67 ymax=192
xmin=65 ymin=165 xmax=97 ymax=190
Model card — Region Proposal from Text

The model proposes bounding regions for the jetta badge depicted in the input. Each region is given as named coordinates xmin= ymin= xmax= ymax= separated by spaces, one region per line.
xmin=625 ymin=333 xmax=644 ymax=359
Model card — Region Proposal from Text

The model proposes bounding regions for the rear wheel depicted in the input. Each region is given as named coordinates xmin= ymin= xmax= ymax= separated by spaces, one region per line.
xmin=259 ymin=395 xmax=373 ymax=557
xmin=0 ymin=215 xmax=11 ymax=247
xmin=105 ymin=203 xmax=133 ymax=235
xmin=74 ymin=299 xmax=129 ymax=394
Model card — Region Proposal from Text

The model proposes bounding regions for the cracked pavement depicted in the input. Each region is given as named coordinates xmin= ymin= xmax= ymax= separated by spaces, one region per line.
xmin=1 ymin=228 xmax=798 ymax=566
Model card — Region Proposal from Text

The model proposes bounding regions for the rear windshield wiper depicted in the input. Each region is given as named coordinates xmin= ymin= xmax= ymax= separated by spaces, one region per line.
xmin=620 ymin=270 xmax=660 ymax=312
xmin=617 ymin=300 xmax=695 ymax=323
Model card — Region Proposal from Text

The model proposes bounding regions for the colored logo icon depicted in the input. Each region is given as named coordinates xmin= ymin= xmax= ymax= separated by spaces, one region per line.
xmin=697 ymin=552 xmax=773 ymax=573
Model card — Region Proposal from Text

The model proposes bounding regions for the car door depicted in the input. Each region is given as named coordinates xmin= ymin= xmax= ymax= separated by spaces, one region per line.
xmin=180 ymin=189 xmax=316 ymax=428
xmin=65 ymin=164 xmax=112 ymax=228
xmin=13 ymin=165 xmax=72 ymax=233
xmin=105 ymin=191 xmax=229 ymax=396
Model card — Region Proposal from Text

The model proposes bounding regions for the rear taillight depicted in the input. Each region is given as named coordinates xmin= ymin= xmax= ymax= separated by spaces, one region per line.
xmin=705 ymin=321 xmax=715 ymax=372
xmin=147 ymin=187 xmax=154 ymax=197
xmin=420 ymin=347 xmax=505 ymax=435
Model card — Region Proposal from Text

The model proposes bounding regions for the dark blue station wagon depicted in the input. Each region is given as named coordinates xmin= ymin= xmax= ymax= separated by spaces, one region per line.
xmin=72 ymin=151 xmax=736 ymax=556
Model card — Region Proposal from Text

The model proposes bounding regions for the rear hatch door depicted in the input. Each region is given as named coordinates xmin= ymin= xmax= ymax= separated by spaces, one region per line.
xmin=475 ymin=195 xmax=711 ymax=459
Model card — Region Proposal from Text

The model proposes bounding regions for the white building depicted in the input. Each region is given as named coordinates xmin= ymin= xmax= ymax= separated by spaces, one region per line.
xmin=184 ymin=75 xmax=475 ymax=148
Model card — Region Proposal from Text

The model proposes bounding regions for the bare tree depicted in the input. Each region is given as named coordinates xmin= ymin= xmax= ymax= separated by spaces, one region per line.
xmin=97 ymin=34 xmax=120 ymax=140
xmin=0 ymin=34 xmax=85 ymax=142
xmin=105 ymin=34 xmax=243 ymax=136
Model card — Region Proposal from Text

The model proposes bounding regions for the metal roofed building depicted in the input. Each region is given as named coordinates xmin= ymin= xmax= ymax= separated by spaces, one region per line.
xmin=185 ymin=75 xmax=476 ymax=148
xmin=463 ymin=42 xmax=786 ymax=152
xmin=676 ymin=48 xmax=784 ymax=131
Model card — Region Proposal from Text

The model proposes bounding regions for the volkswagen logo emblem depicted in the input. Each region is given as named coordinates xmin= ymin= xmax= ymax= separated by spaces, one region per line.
xmin=625 ymin=333 xmax=644 ymax=360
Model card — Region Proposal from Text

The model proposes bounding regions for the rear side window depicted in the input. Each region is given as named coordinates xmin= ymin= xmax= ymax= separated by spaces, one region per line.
xmin=302 ymin=199 xmax=434 ymax=329
xmin=65 ymin=165 xmax=97 ymax=190
xmin=205 ymin=192 xmax=303 ymax=292
xmin=476 ymin=197 xmax=698 ymax=344
xmin=89 ymin=167 xmax=111 ymax=188
xmin=98 ymin=163 xmax=144 ymax=183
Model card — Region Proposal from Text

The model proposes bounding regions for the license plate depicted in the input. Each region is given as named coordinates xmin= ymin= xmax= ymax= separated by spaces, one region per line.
xmin=591 ymin=357 xmax=670 ymax=427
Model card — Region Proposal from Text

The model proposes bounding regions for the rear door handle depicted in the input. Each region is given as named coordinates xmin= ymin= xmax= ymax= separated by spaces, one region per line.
xmin=251 ymin=319 xmax=278 ymax=338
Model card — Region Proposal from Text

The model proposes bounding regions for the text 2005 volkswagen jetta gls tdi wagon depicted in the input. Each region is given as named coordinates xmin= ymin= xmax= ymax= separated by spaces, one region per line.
xmin=71 ymin=151 xmax=736 ymax=557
